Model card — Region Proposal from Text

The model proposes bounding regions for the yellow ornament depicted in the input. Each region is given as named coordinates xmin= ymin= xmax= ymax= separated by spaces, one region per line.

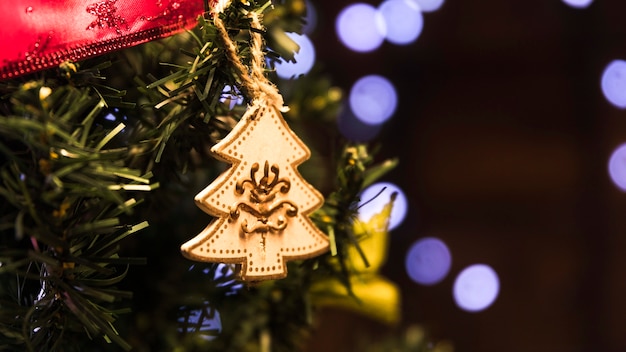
xmin=310 ymin=194 xmax=401 ymax=325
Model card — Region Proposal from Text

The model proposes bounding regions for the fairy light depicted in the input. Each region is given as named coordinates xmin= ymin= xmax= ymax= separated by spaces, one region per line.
xmin=220 ymin=85 xmax=244 ymax=110
xmin=378 ymin=0 xmax=424 ymax=45
xmin=608 ymin=143 xmax=626 ymax=191
xmin=453 ymin=264 xmax=500 ymax=312
xmin=562 ymin=0 xmax=594 ymax=8
xmin=336 ymin=3 xmax=386 ymax=53
xmin=405 ymin=237 xmax=452 ymax=285
xmin=414 ymin=0 xmax=445 ymax=12
xmin=357 ymin=181 xmax=408 ymax=230
xmin=209 ymin=263 xmax=243 ymax=295
xmin=177 ymin=302 xmax=222 ymax=340
xmin=274 ymin=33 xmax=316 ymax=79
xmin=601 ymin=60 xmax=626 ymax=109
xmin=349 ymin=75 xmax=398 ymax=125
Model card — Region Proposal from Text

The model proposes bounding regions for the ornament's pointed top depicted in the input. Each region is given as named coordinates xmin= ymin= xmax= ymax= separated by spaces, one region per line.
xmin=253 ymin=92 xmax=289 ymax=113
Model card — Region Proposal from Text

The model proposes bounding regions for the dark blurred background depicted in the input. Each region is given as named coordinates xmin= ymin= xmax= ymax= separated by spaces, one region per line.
xmin=306 ymin=1 xmax=626 ymax=351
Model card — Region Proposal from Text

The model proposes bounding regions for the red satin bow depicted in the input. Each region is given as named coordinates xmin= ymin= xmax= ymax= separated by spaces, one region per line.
xmin=0 ymin=0 xmax=205 ymax=79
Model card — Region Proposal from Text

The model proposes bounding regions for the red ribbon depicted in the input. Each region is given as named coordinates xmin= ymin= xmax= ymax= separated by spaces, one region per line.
xmin=0 ymin=0 xmax=205 ymax=79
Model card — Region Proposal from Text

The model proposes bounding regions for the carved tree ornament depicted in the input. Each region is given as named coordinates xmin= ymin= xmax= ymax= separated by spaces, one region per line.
xmin=180 ymin=9 xmax=329 ymax=281
xmin=181 ymin=104 xmax=330 ymax=280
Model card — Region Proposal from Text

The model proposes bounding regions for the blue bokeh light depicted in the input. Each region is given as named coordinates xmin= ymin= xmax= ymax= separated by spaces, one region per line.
xmin=220 ymin=85 xmax=244 ymax=110
xmin=414 ymin=0 xmax=445 ymax=12
xmin=336 ymin=3 xmax=386 ymax=53
xmin=357 ymin=182 xmax=408 ymax=231
xmin=562 ymin=0 xmax=594 ymax=9
xmin=405 ymin=237 xmax=452 ymax=285
xmin=453 ymin=264 xmax=500 ymax=312
xmin=379 ymin=0 xmax=424 ymax=45
xmin=349 ymin=75 xmax=398 ymax=125
xmin=177 ymin=302 xmax=222 ymax=341
xmin=274 ymin=33 xmax=316 ymax=79
xmin=601 ymin=60 xmax=626 ymax=109
xmin=608 ymin=143 xmax=626 ymax=192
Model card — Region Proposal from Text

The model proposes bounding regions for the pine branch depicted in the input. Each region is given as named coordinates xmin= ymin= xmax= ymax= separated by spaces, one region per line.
xmin=0 ymin=81 xmax=153 ymax=351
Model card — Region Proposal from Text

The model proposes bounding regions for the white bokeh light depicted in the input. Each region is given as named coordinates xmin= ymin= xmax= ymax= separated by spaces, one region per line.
xmin=414 ymin=0 xmax=445 ymax=12
xmin=453 ymin=264 xmax=500 ymax=312
xmin=336 ymin=3 xmax=386 ymax=53
xmin=349 ymin=75 xmax=398 ymax=125
xmin=609 ymin=143 xmax=626 ymax=191
xmin=379 ymin=0 xmax=423 ymax=45
xmin=357 ymin=182 xmax=408 ymax=231
xmin=562 ymin=0 xmax=594 ymax=9
xmin=405 ymin=237 xmax=452 ymax=285
xmin=274 ymin=33 xmax=315 ymax=79
xmin=601 ymin=60 xmax=626 ymax=109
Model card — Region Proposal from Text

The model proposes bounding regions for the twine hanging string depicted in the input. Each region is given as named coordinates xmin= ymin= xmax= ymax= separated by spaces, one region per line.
xmin=213 ymin=11 xmax=287 ymax=112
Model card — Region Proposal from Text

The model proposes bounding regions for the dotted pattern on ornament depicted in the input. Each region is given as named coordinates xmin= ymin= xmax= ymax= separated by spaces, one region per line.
xmin=181 ymin=104 xmax=329 ymax=280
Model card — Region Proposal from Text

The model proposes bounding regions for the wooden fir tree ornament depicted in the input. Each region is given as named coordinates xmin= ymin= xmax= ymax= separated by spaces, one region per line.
xmin=181 ymin=12 xmax=329 ymax=281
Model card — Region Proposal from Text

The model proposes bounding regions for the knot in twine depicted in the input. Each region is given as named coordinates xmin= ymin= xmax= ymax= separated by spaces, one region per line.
xmin=214 ymin=12 xmax=287 ymax=113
